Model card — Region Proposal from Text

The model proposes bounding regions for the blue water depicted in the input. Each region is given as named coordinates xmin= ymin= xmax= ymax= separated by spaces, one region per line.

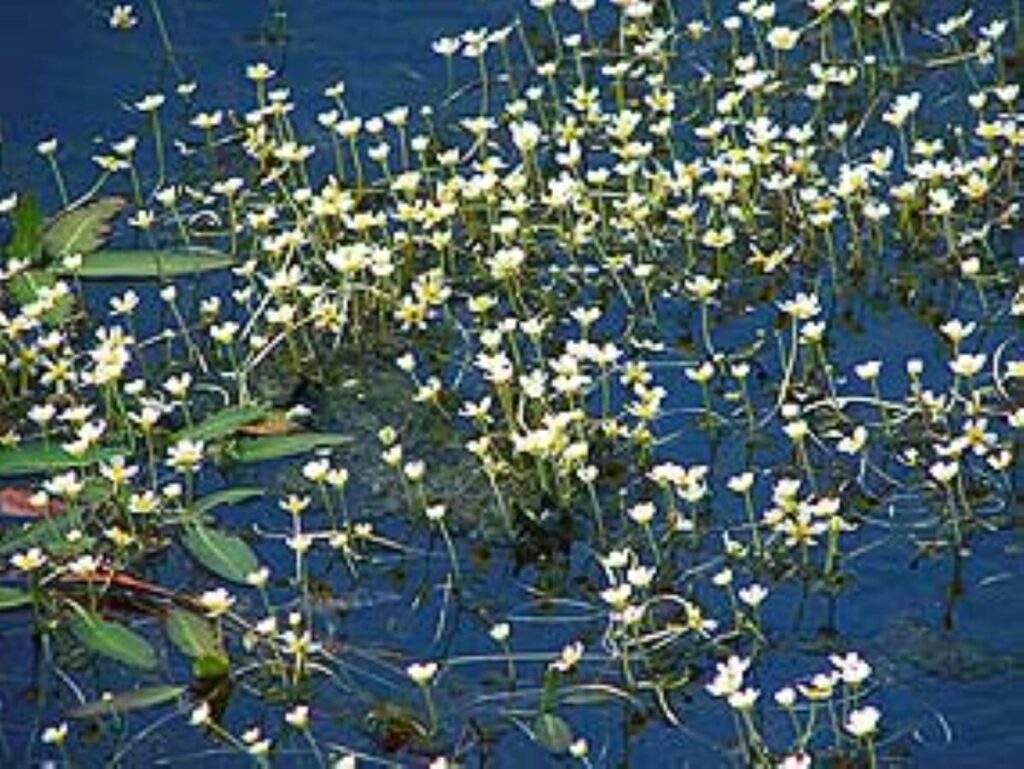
xmin=1 ymin=1 xmax=1023 ymax=767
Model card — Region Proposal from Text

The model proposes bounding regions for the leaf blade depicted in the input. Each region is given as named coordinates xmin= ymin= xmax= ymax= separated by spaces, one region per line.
xmin=166 ymin=609 xmax=223 ymax=660
xmin=181 ymin=525 xmax=259 ymax=584
xmin=230 ymin=433 xmax=353 ymax=464
xmin=70 ymin=612 xmax=158 ymax=671
xmin=42 ymin=197 xmax=126 ymax=258
xmin=66 ymin=247 xmax=234 ymax=279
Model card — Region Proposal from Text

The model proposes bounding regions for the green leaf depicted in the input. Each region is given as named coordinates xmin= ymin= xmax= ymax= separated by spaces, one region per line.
xmin=68 ymin=685 xmax=185 ymax=719
xmin=166 ymin=609 xmax=223 ymax=660
xmin=70 ymin=612 xmax=158 ymax=671
xmin=194 ymin=487 xmax=265 ymax=515
xmin=0 ymin=515 xmax=81 ymax=557
xmin=192 ymin=653 xmax=231 ymax=680
xmin=66 ymin=247 xmax=234 ymax=279
xmin=533 ymin=713 xmax=573 ymax=754
xmin=181 ymin=525 xmax=259 ymax=584
xmin=0 ymin=586 xmax=32 ymax=611
xmin=230 ymin=433 xmax=353 ymax=464
xmin=5 ymin=270 xmax=75 ymax=323
xmin=176 ymin=404 xmax=269 ymax=444
xmin=7 ymin=193 xmax=44 ymax=263
xmin=42 ymin=197 xmax=126 ymax=259
xmin=0 ymin=442 xmax=127 ymax=478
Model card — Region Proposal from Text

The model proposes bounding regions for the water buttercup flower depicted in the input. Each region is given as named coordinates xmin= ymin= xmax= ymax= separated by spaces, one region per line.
xmin=845 ymin=705 xmax=881 ymax=737
xmin=406 ymin=661 xmax=438 ymax=685
xmin=109 ymin=4 xmax=138 ymax=30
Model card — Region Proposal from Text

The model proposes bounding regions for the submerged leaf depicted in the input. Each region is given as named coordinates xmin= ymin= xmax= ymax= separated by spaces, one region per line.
xmin=230 ymin=433 xmax=353 ymax=464
xmin=68 ymin=685 xmax=185 ymax=719
xmin=70 ymin=612 xmax=158 ymax=671
xmin=181 ymin=525 xmax=259 ymax=584
xmin=42 ymin=197 xmax=126 ymax=258
xmin=533 ymin=713 xmax=574 ymax=754
xmin=66 ymin=247 xmax=233 ymax=279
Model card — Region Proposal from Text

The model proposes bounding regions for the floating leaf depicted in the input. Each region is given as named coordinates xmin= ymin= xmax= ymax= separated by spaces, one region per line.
xmin=230 ymin=433 xmax=353 ymax=464
xmin=166 ymin=609 xmax=223 ymax=660
xmin=194 ymin=487 xmax=265 ymax=515
xmin=533 ymin=713 xmax=574 ymax=754
xmin=192 ymin=653 xmax=231 ymax=680
xmin=175 ymin=404 xmax=269 ymax=444
xmin=66 ymin=247 xmax=234 ymax=279
xmin=42 ymin=197 xmax=126 ymax=258
xmin=0 ymin=586 xmax=32 ymax=611
xmin=70 ymin=612 xmax=158 ymax=671
xmin=0 ymin=442 xmax=127 ymax=478
xmin=181 ymin=525 xmax=259 ymax=584
xmin=68 ymin=685 xmax=185 ymax=719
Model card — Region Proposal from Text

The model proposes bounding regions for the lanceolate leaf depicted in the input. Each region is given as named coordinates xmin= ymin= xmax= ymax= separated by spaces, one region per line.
xmin=194 ymin=487 xmax=265 ymax=515
xmin=70 ymin=612 xmax=159 ymax=671
xmin=67 ymin=247 xmax=234 ymax=279
xmin=175 ymin=404 xmax=269 ymax=444
xmin=181 ymin=525 xmax=259 ymax=584
xmin=42 ymin=196 xmax=126 ymax=258
xmin=166 ymin=609 xmax=223 ymax=660
xmin=0 ymin=442 xmax=127 ymax=478
xmin=0 ymin=586 xmax=32 ymax=611
xmin=230 ymin=433 xmax=354 ymax=464
xmin=68 ymin=685 xmax=185 ymax=719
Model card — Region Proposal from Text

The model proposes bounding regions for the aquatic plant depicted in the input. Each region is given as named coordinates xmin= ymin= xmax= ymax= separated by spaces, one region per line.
xmin=0 ymin=0 xmax=1021 ymax=766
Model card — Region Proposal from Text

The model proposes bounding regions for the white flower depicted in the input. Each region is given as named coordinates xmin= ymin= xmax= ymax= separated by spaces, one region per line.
xmin=135 ymin=93 xmax=165 ymax=113
xmin=41 ymin=722 xmax=68 ymax=745
xmin=845 ymin=705 xmax=881 ymax=737
xmin=549 ymin=640 xmax=584 ymax=673
xmin=406 ymin=661 xmax=438 ymax=685
xmin=166 ymin=439 xmax=204 ymax=472
xmin=11 ymin=547 xmax=47 ymax=572
xmin=766 ymin=26 xmax=800 ymax=51
xmin=489 ymin=622 xmax=511 ymax=643
xmin=779 ymin=292 xmax=821 ymax=321
xmin=109 ymin=4 xmax=138 ymax=30
xmin=285 ymin=704 xmax=310 ymax=729
xmin=738 ymin=584 xmax=768 ymax=608
xmin=190 ymin=701 xmax=212 ymax=726
xmin=198 ymin=588 xmax=236 ymax=618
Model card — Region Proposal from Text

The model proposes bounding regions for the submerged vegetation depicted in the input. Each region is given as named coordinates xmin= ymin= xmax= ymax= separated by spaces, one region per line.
xmin=0 ymin=0 xmax=1022 ymax=765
